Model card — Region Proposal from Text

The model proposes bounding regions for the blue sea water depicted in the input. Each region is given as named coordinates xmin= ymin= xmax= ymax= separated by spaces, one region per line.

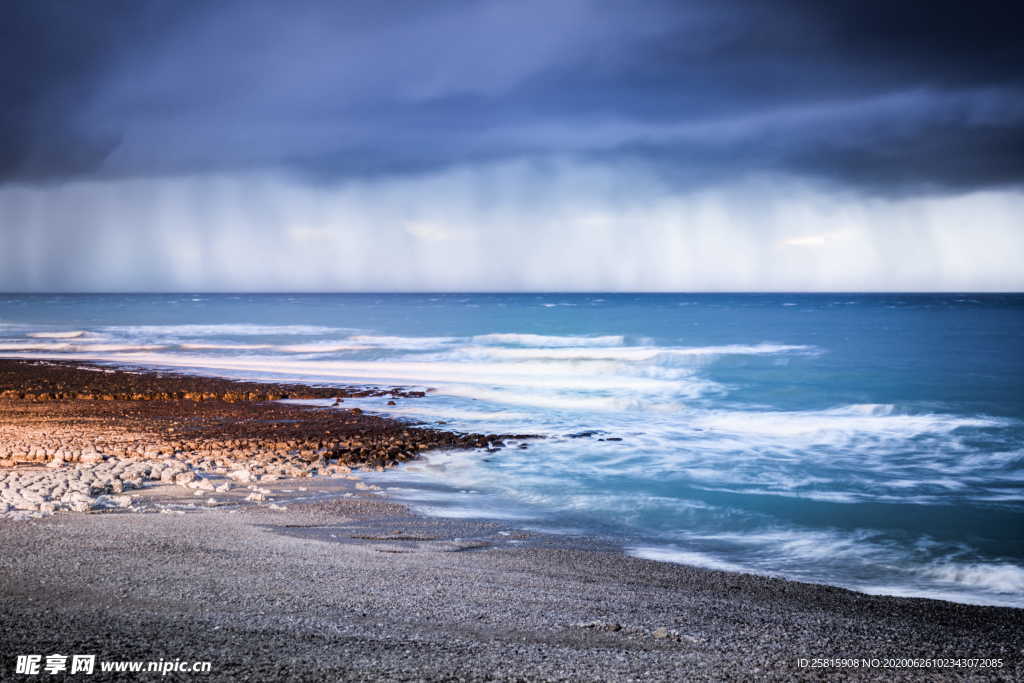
xmin=1 ymin=292 xmax=1022 ymax=607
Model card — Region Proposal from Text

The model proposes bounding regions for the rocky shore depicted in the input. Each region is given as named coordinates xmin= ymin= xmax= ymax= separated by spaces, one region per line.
xmin=0 ymin=358 xmax=429 ymax=402
xmin=0 ymin=359 xmax=530 ymax=518
xmin=1 ymin=359 xmax=1022 ymax=680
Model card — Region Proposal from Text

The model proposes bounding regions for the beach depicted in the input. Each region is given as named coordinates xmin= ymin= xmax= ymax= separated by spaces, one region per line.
xmin=0 ymin=359 xmax=1021 ymax=681
xmin=6 ymin=0 xmax=1023 ymax=677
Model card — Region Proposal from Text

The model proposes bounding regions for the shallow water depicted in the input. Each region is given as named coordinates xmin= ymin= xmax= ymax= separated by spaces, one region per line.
xmin=1 ymin=292 xmax=1022 ymax=606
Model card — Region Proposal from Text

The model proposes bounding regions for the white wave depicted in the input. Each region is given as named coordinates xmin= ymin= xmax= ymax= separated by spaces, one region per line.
xmin=0 ymin=342 xmax=166 ymax=352
xmin=26 ymin=330 xmax=88 ymax=339
xmin=101 ymin=324 xmax=345 ymax=336
xmin=690 ymin=404 xmax=1005 ymax=440
xmin=445 ymin=343 xmax=814 ymax=362
xmin=369 ymin=405 xmax=534 ymax=422
xmin=886 ymin=478 xmax=966 ymax=490
xmin=979 ymin=494 xmax=1024 ymax=504
xmin=181 ymin=338 xmax=439 ymax=352
xmin=75 ymin=344 xmax=167 ymax=352
xmin=948 ymin=450 xmax=1024 ymax=471
xmin=348 ymin=335 xmax=458 ymax=349
xmin=690 ymin=529 xmax=886 ymax=562
xmin=511 ymin=490 xmax=714 ymax=515
xmin=275 ymin=343 xmax=371 ymax=353
xmin=178 ymin=343 xmax=275 ymax=350
xmin=0 ymin=342 xmax=74 ymax=351
xmin=0 ymin=347 xmax=717 ymax=414
xmin=408 ymin=504 xmax=537 ymax=520
xmin=670 ymin=343 xmax=815 ymax=356
xmin=25 ymin=352 xmax=688 ymax=394
xmin=701 ymin=487 xmax=865 ymax=504
xmin=629 ymin=547 xmax=751 ymax=574
xmin=855 ymin=584 xmax=1024 ymax=608
xmin=471 ymin=333 xmax=625 ymax=347
xmin=439 ymin=385 xmax=688 ymax=413
xmin=835 ymin=403 xmax=893 ymax=416
xmin=643 ymin=530 xmax=1024 ymax=606
xmin=922 ymin=562 xmax=1024 ymax=594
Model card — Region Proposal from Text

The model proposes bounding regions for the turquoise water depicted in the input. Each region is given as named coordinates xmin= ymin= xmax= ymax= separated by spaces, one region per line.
xmin=1 ymin=293 xmax=1022 ymax=606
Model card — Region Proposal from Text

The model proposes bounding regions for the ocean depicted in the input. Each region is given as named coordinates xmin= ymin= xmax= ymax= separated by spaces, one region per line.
xmin=1 ymin=292 xmax=1022 ymax=607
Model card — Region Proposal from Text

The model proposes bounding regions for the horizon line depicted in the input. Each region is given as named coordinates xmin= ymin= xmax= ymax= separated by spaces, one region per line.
xmin=1 ymin=291 xmax=1023 ymax=296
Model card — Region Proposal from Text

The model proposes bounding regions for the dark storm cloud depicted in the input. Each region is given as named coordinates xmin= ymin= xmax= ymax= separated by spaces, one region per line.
xmin=0 ymin=1 xmax=195 ymax=180
xmin=2 ymin=0 xmax=1022 ymax=193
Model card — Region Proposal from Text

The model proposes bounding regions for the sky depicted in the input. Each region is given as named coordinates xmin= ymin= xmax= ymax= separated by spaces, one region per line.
xmin=1 ymin=0 xmax=1022 ymax=291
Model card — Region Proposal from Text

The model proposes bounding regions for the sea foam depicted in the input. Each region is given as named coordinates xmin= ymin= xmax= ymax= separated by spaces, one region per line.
xmin=26 ymin=330 xmax=88 ymax=339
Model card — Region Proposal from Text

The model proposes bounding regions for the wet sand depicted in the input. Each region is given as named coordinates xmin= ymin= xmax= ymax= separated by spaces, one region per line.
xmin=0 ymin=360 xmax=1021 ymax=680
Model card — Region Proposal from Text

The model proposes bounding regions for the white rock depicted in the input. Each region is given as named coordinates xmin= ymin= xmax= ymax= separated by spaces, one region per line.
xmin=19 ymin=490 xmax=44 ymax=504
xmin=62 ymin=491 xmax=95 ymax=512
xmin=174 ymin=471 xmax=197 ymax=486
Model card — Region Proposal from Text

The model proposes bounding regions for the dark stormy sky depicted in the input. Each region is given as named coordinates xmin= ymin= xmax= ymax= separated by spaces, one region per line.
xmin=2 ymin=0 xmax=1022 ymax=291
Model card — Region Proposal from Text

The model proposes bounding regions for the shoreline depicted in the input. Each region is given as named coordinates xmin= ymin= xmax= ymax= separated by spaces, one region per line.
xmin=0 ymin=359 xmax=530 ymax=516
xmin=1 ymin=358 xmax=1022 ymax=679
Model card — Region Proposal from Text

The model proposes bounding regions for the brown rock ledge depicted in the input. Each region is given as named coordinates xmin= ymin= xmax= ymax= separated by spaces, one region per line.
xmin=0 ymin=360 xmax=534 ymax=508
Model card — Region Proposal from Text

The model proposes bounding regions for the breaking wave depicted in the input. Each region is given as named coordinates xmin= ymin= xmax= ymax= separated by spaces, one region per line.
xmin=26 ymin=330 xmax=88 ymax=339
xmin=471 ymin=333 xmax=625 ymax=347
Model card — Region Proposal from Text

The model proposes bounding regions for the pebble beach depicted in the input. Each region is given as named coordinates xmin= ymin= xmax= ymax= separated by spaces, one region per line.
xmin=1 ymin=359 xmax=1021 ymax=681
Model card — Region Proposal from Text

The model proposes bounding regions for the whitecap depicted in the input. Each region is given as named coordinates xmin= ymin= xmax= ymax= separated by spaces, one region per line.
xmin=178 ymin=343 xmax=275 ymax=350
xmin=347 ymin=335 xmax=459 ymax=349
xmin=0 ymin=342 xmax=166 ymax=352
xmin=689 ymin=404 xmax=1006 ymax=441
xmin=26 ymin=330 xmax=88 ymax=339
xmin=275 ymin=343 xmax=371 ymax=353
xmin=471 ymin=333 xmax=625 ymax=347
xmin=445 ymin=343 xmax=814 ymax=362
xmin=101 ymin=324 xmax=347 ymax=336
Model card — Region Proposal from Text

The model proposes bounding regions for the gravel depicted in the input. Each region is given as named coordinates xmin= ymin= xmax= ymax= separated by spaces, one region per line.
xmin=2 ymin=490 xmax=1021 ymax=682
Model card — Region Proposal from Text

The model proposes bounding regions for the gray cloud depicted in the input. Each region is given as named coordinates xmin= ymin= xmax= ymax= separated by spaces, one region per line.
xmin=3 ymin=0 xmax=1022 ymax=193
